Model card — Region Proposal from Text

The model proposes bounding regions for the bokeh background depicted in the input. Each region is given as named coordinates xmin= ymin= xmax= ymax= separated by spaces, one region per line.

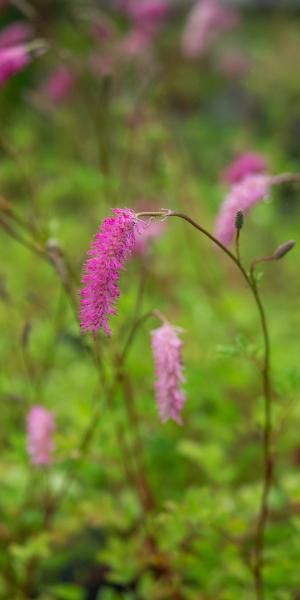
xmin=1 ymin=1 xmax=300 ymax=598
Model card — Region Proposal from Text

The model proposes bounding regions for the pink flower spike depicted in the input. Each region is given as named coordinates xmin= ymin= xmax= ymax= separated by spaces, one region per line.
xmin=27 ymin=405 xmax=55 ymax=467
xmin=182 ymin=0 xmax=238 ymax=59
xmin=0 ymin=22 xmax=33 ymax=48
xmin=222 ymin=152 xmax=267 ymax=185
xmin=0 ymin=44 xmax=31 ymax=87
xmin=151 ymin=321 xmax=186 ymax=424
xmin=42 ymin=66 xmax=75 ymax=104
xmin=125 ymin=1 xmax=169 ymax=31
xmin=214 ymin=174 xmax=272 ymax=246
xmin=80 ymin=209 xmax=138 ymax=336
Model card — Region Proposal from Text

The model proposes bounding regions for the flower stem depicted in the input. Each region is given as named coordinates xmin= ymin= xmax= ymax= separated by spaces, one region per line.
xmin=163 ymin=211 xmax=273 ymax=598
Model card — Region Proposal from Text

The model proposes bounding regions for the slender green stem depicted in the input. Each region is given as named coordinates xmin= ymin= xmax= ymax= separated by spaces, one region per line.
xmin=235 ymin=229 xmax=241 ymax=264
xmin=162 ymin=211 xmax=273 ymax=598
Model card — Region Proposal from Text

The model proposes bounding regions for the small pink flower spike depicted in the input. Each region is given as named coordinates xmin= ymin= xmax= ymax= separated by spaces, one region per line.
xmin=124 ymin=1 xmax=169 ymax=32
xmin=27 ymin=405 xmax=55 ymax=467
xmin=151 ymin=320 xmax=186 ymax=424
xmin=182 ymin=0 xmax=238 ymax=59
xmin=222 ymin=152 xmax=267 ymax=185
xmin=80 ymin=209 xmax=138 ymax=335
xmin=0 ymin=44 xmax=31 ymax=87
xmin=0 ymin=22 xmax=33 ymax=48
xmin=214 ymin=174 xmax=271 ymax=246
xmin=42 ymin=66 xmax=74 ymax=104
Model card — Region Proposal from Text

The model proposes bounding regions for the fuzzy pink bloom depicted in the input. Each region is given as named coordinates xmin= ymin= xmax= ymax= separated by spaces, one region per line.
xmin=182 ymin=0 xmax=238 ymax=59
xmin=135 ymin=219 xmax=165 ymax=255
xmin=0 ymin=22 xmax=33 ymax=48
xmin=42 ymin=66 xmax=74 ymax=103
xmin=151 ymin=321 xmax=186 ymax=424
xmin=27 ymin=405 xmax=55 ymax=466
xmin=222 ymin=152 xmax=267 ymax=185
xmin=0 ymin=44 xmax=31 ymax=87
xmin=80 ymin=209 xmax=137 ymax=335
xmin=124 ymin=0 xmax=168 ymax=31
xmin=214 ymin=174 xmax=272 ymax=246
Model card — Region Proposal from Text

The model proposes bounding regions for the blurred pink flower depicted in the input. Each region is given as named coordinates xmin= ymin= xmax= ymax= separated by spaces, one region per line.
xmin=27 ymin=405 xmax=55 ymax=467
xmin=0 ymin=44 xmax=31 ymax=87
xmin=42 ymin=66 xmax=75 ymax=103
xmin=151 ymin=320 xmax=186 ymax=424
xmin=182 ymin=0 xmax=238 ymax=59
xmin=214 ymin=174 xmax=272 ymax=246
xmin=222 ymin=152 xmax=267 ymax=185
xmin=0 ymin=22 xmax=32 ymax=48
xmin=80 ymin=209 xmax=138 ymax=335
xmin=125 ymin=0 xmax=169 ymax=32
xmin=135 ymin=218 xmax=165 ymax=255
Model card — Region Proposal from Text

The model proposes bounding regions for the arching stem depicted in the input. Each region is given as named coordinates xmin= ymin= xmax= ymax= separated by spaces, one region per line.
xmin=138 ymin=210 xmax=273 ymax=598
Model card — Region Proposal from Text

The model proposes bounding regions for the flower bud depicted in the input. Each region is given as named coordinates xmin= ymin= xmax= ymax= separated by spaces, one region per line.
xmin=235 ymin=210 xmax=244 ymax=231
xmin=272 ymin=240 xmax=295 ymax=260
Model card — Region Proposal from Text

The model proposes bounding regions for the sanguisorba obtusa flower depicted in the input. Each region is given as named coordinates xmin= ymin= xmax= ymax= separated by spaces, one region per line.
xmin=222 ymin=152 xmax=267 ymax=185
xmin=151 ymin=320 xmax=186 ymax=424
xmin=27 ymin=405 xmax=55 ymax=467
xmin=214 ymin=173 xmax=272 ymax=246
xmin=80 ymin=208 xmax=138 ymax=336
xmin=0 ymin=44 xmax=31 ymax=87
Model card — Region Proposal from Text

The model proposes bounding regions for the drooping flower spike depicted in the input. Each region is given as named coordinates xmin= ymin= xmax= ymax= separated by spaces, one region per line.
xmin=80 ymin=208 xmax=138 ymax=336
xmin=214 ymin=174 xmax=272 ymax=246
xmin=27 ymin=405 xmax=55 ymax=467
xmin=182 ymin=0 xmax=238 ymax=59
xmin=151 ymin=317 xmax=186 ymax=424
xmin=222 ymin=152 xmax=267 ymax=185
xmin=0 ymin=44 xmax=31 ymax=87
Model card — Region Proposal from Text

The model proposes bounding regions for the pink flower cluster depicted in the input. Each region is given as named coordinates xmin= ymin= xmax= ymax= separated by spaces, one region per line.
xmin=121 ymin=0 xmax=168 ymax=57
xmin=27 ymin=405 xmax=55 ymax=466
xmin=151 ymin=321 xmax=186 ymax=424
xmin=214 ymin=174 xmax=272 ymax=246
xmin=0 ymin=21 xmax=33 ymax=87
xmin=0 ymin=44 xmax=31 ymax=87
xmin=182 ymin=0 xmax=238 ymax=59
xmin=42 ymin=66 xmax=75 ymax=104
xmin=80 ymin=209 xmax=138 ymax=336
xmin=222 ymin=152 xmax=267 ymax=185
xmin=125 ymin=0 xmax=169 ymax=32
xmin=0 ymin=22 xmax=32 ymax=48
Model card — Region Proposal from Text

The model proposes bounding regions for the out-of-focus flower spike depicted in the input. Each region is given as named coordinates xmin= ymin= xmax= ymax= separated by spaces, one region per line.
xmin=151 ymin=319 xmax=186 ymax=424
xmin=27 ymin=405 xmax=55 ymax=467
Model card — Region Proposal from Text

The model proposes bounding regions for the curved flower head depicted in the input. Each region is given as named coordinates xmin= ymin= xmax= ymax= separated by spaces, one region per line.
xmin=151 ymin=320 xmax=186 ymax=424
xmin=80 ymin=208 xmax=138 ymax=336
xmin=214 ymin=174 xmax=271 ymax=246
xmin=27 ymin=405 xmax=55 ymax=466
xmin=182 ymin=0 xmax=238 ymax=59
xmin=222 ymin=152 xmax=267 ymax=185
xmin=0 ymin=43 xmax=31 ymax=87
